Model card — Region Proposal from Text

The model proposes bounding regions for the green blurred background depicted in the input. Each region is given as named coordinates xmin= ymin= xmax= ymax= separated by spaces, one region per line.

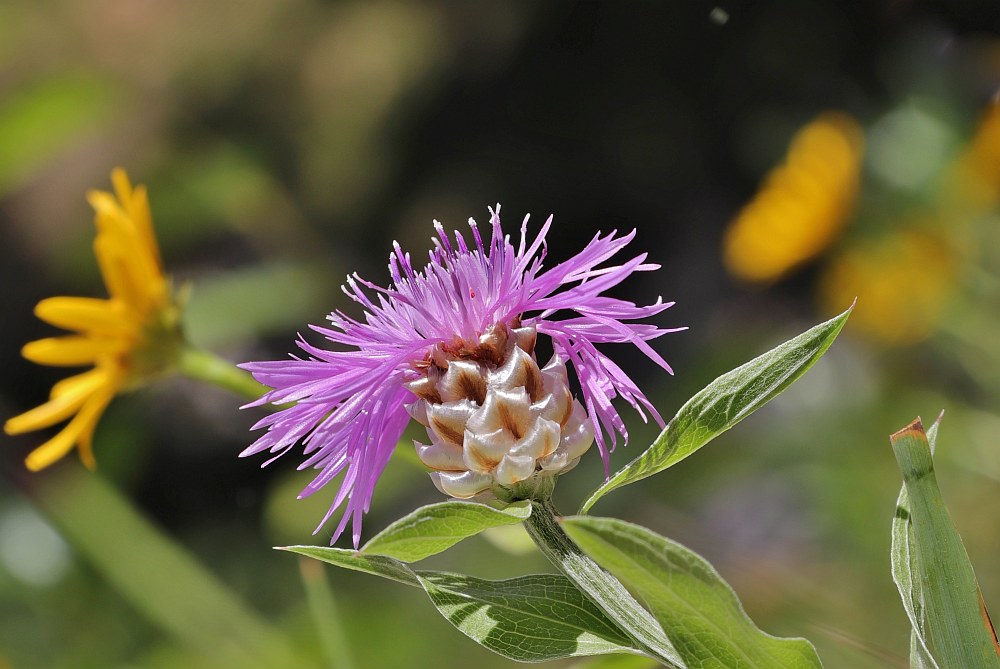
xmin=2 ymin=2 xmax=1000 ymax=667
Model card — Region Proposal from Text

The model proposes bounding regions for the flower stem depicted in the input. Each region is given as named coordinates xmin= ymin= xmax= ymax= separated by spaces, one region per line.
xmin=176 ymin=346 xmax=266 ymax=401
xmin=524 ymin=499 xmax=684 ymax=668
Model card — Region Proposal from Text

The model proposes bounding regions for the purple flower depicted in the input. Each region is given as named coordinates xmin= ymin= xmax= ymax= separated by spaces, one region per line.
xmin=242 ymin=207 xmax=681 ymax=546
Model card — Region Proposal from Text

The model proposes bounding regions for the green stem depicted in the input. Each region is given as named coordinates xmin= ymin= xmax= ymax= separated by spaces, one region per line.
xmin=176 ymin=346 xmax=267 ymax=401
xmin=524 ymin=499 xmax=685 ymax=668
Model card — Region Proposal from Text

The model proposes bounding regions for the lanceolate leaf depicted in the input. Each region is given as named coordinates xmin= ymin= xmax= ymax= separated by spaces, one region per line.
xmin=890 ymin=418 xmax=1000 ymax=668
xmin=581 ymin=306 xmax=851 ymax=514
xmin=418 ymin=572 xmax=638 ymax=661
xmin=279 ymin=546 xmax=420 ymax=587
xmin=362 ymin=500 xmax=532 ymax=562
xmin=891 ymin=416 xmax=942 ymax=669
xmin=284 ymin=545 xmax=643 ymax=662
xmin=563 ymin=516 xmax=824 ymax=669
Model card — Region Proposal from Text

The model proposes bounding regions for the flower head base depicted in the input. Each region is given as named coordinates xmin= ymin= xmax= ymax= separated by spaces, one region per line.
xmin=407 ymin=321 xmax=594 ymax=500
xmin=243 ymin=207 xmax=682 ymax=546
xmin=4 ymin=169 xmax=182 ymax=471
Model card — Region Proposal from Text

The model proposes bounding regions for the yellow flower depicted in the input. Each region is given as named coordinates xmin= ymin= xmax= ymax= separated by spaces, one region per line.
xmin=819 ymin=227 xmax=955 ymax=345
xmin=723 ymin=112 xmax=865 ymax=284
xmin=943 ymin=100 xmax=1000 ymax=212
xmin=5 ymin=169 xmax=182 ymax=471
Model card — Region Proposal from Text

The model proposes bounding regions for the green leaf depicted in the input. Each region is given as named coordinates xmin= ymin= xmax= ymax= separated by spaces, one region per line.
xmin=892 ymin=416 xmax=941 ymax=669
xmin=525 ymin=501 xmax=687 ymax=668
xmin=889 ymin=418 xmax=1000 ymax=668
xmin=280 ymin=545 xmax=420 ymax=587
xmin=286 ymin=544 xmax=645 ymax=662
xmin=418 ymin=572 xmax=639 ymax=662
xmin=563 ymin=516 xmax=823 ymax=669
xmin=571 ymin=654 xmax=662 ymax=669
xmin=581 ymin=306 xmax=852 ymax=513
xmin=361 ymin=500 xmax=532 ymax=562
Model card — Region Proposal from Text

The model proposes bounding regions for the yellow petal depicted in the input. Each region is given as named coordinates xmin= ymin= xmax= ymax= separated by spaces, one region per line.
xmin=109 ymin=169 xmax=154 ymax=245
xmin=24 ymin=385 xmax=115 ymax=471
xmin=4 ymin=368 xmax=109 ymax=435
xmin=74 ymin=389 xmax=111 ymax=470
xmin=118 ymin=247 xmax=164 ymax=312
xmin=111 ymin=167 xmax=133 ymax=205
xmin=86 ymin=189 xmax=125 ymax=220
xmin=89 ymin=186 xmax=145 ymax=252
xmin=50 ymin=366 xmax=116 ymax=400
xmin=92 ymin=204 xmax=138 ymax=251
xmin=93 ymin=218 xmax=164 ymax=312
xmin=88 ymin=171 xmax=168 ymax=312
xmin=77 ymin=423 xmax=97 ymax=470
xmin=128 ymin=185 xmax=163 ymax=268
xmin=94 ymin=235 xmax=143 ymax=307
xmin=22 ymin=336 xmax=126 ymax=366
xmin=22 ymin=426 xmax=78 ymax=472
xmin=35 ymin=297 xmax=137 ymax=337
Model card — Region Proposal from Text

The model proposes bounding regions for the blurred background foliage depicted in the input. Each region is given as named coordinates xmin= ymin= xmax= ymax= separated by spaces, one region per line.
xmin=2 ymin=1 xmax=1000 ymax=667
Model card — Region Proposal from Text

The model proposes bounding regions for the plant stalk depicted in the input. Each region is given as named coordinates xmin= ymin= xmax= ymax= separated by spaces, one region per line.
xmin=176 ymin=346 xmax=267 ymax=401
xmin=524 ymin=498 xmax=685 ymax=668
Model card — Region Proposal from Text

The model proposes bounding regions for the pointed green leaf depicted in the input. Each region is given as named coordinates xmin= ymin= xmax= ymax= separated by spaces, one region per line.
xmin=361 ymin=500 xmax=531 ymax=562
xmin=563 ymin=516 xmax=823 ymax=668
xmin=418 ymin=572 xmax=639 ymax=662
xmin=582 ymin=307 xmax=851 ymax=513
xmin=280 ymin=545 xmax=420 ymax=587
xmin=562 ymin=516 xmax=822 ymax=667
xmin=889 ymin=418 xmax=1000 ymax=668
xmin=891 ymin=416 xmax=941 ymax=669
xmin=286 ymin=544 xmax=646 ymax=662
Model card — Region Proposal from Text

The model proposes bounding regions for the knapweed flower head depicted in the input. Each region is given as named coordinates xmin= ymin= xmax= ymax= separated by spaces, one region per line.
xmin=5 ymin=169 xmax=181 ymax=471
xmin=242 ymin=207 xmax=681 ymax=545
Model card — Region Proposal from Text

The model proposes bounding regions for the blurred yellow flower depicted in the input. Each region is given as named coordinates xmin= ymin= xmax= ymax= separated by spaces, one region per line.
xmin=724 ymin=112 xmax=865 ymax=283
xmin=819 ymin=228 xmax=955 ymax=345
xmin=818 ymin=100 xmax=1000 ymax=346
xmin=944 ymin=99 xmax=1000 ymax=211
xmin=5 ymin=169 xmax=182 ymax=471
